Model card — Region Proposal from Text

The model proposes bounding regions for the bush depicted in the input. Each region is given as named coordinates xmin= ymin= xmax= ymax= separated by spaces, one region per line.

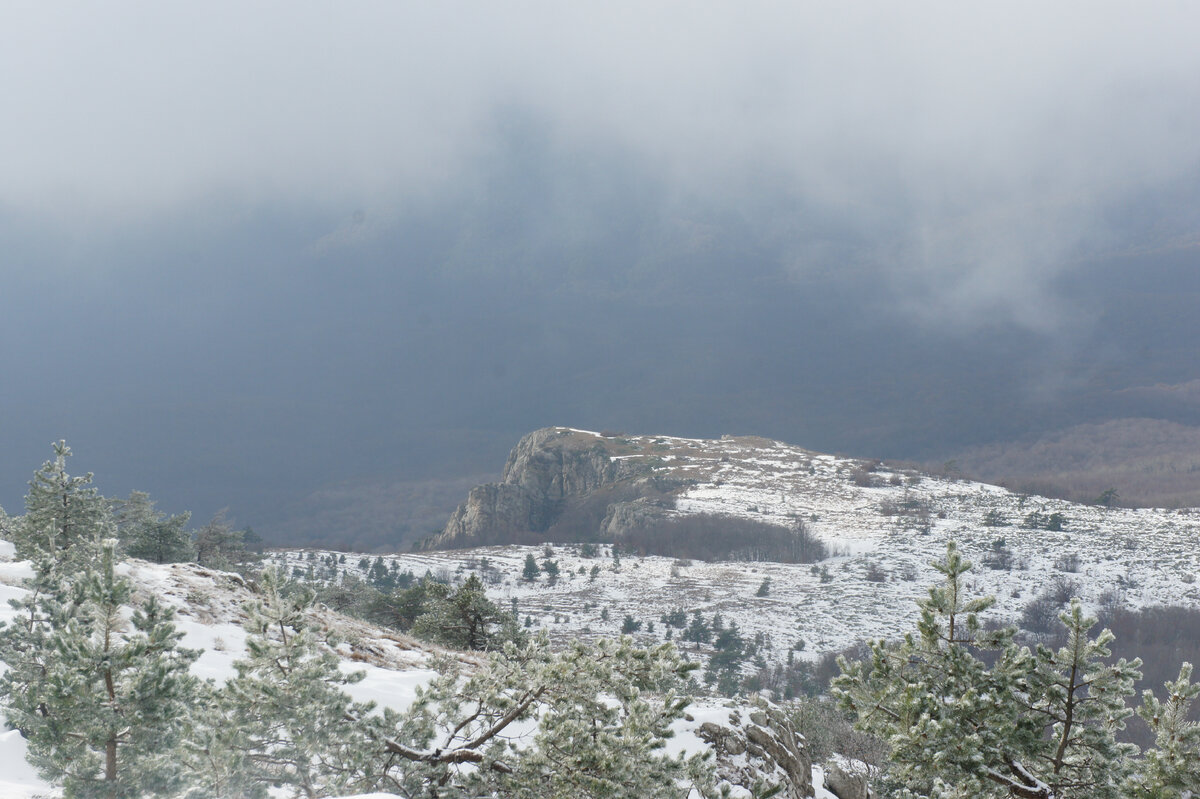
xmin=983 ymin=541 xmax=1013 ymax=571
xmin=1046 ymin=575 xmax=1080 ymax=604
xmin=864 ymin=562 xmax=887 ymax=583
xmin=981 ymin=509 xmax=1008 ymax=527
xmin=1020 ymin=595 xmax=1062 ymax=636
xmin=1054 ymin=552 xmax=1081 ymax=573
xmin=788 ymin=697 xmax=888 ymax=767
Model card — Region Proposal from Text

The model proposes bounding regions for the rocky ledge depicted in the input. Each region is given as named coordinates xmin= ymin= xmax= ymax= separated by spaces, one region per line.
xmin=427 ymin=427 xmax=680 ymax=549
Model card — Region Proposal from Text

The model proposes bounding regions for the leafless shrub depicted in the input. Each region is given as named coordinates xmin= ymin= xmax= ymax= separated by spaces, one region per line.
xmin=1045 ymin=576 xmax=1080 ymax=604
xmin=788 ymin=696 xmax=889 ymax=767
xmin=851 ymin=467 xmax=879 ymax=487
xmin=864 ymin=561 xmax=887 ymax=583
xmin=1053 ymin=553 xmax=1081 ymax=573
xmin=983 ymin=544 xmax=1014 ymax=571
xmin=1020 ymin=596 xmax=1061 ymax=637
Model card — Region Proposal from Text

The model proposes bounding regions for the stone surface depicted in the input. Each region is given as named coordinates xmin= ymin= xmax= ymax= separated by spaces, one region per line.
xmin=430 ymin=428 xmax=669 ymax=548
xmin=697 ymin=699 xmax=813 ymax=799
xmin=823 ymin=760 xmax=872 ymax=799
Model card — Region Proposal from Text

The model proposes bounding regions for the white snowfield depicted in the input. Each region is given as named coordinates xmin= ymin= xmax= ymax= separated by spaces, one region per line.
xmin=3 ymin=430 xmax=1195 ymax=796
xmin=0 ymin=547 xmax=429 ymax=796
xmin=0 ymin=543 xmax=814 ymax=798
xmin=0 ymin=549 xmax=447 ymax=798
xmin=280 ymin=430 xmax=1200 ymax=667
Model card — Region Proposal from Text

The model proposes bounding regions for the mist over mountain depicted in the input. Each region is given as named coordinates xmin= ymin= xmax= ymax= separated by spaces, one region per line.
xmin=2 ymin=4 xmax=1199 ymax=547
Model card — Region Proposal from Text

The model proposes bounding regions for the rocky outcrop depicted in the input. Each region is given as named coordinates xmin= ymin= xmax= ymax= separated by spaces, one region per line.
xmin=599 ymin=497 xmax=671 ymax=540
xmin=429 ymin=428 xmax=665 ymax=548
xmin=499 ymin=427 xmax=626 ymax=502
xmin=698 ymin=700 xmax=814 ymax=799
xmin=435 ymin=483 xmax=542 ymax=547
xmin=823 ymin=760 xmax=873 ymax=799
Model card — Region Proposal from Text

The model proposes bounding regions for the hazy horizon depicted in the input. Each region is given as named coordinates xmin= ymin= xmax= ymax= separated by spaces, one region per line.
xmin=3 ymin=3 xmax=1199 ymax=545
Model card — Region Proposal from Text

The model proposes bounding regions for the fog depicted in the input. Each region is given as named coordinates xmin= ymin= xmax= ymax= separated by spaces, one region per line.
xmin=2 ymin=3 xmax=1198 ymax=544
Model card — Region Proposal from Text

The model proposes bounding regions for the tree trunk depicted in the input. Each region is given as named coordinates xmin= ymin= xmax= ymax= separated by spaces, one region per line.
xmin=104 ymin=666 xmax=118 ymax=782
xmin=106 ymin=735 xmax=117 ymax=782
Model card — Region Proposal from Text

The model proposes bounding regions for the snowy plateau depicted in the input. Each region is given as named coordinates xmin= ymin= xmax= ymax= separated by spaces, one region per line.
xmin=283 ymin=428 xmax=1200 ymax=662
xmin=0 ymin=535 xmax=837 ymax=798
xmin=3 ymin=426 xmax=1197 ymax=798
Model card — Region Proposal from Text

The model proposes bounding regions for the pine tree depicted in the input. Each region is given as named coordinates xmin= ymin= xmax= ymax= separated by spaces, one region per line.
xmin=1132 ymin=662 xmax=1200 ymax=798
xmin=201 ymin=568 xmax=383 ymax=798
xmin=836 ymin=543 xmax=1051 ymax=798
xmin=683 ymin=611 xmax=711 ymax=645
xmin=193 ymin=512 xmax=259 ymax=572
xmin=0 ymin=554 xmax=84 ymax=747
xmin=522 ymin=553 xmax=541 ymax=582
xmin=410 ymin=574 xmax=523 ymax=651
xmin=1022 ymin=600 xmax=1140 ymax=798
xmin=5 ymin=541 xmax=200 ymax=798
xmin=15 ymin=441 xmax=110 ymax=566
xmin=1 ymin=442 xmax=112 ymax=771
xmin=112 ymin=491 xmax=193 ymax=564
xmin=370 ymin=634 xmax=718 ymax=798
xmin=834 ymin=542 xmax=1160 ymax=799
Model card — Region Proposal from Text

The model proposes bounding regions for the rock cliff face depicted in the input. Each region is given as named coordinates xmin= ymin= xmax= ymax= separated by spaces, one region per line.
xmin=697 ymin=700 xmax=814 ymax=798
xmin=429 ymin=428 xmax=672 ymax=549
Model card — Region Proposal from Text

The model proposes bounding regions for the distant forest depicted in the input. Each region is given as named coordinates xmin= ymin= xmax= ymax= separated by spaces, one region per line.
xmin=947 ymin=417 xmax=1200 ymax=508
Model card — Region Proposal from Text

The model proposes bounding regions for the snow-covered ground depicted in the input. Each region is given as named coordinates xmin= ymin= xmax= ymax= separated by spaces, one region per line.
xmin=4 ymin=430 xmax=1195 ymax=796
xmin=0 ymin=546 xmax=448 ymax=799
xmin=0 ymin=539 xmax=818 ymax=798
xmin=276 ymin=431 xmax=1200 ymax=666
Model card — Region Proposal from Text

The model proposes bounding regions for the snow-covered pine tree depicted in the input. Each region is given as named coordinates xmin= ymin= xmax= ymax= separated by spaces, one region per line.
xmin=111 ymin=490 xmax=193 ymax=564
xmin=834 ymin=542 xmax=1198 ymax=799
xmin=500 ymin=636 xmax=718 ymax=799
xmin=1022 ymin=599 xmax=1141 ymax=798
xmin=0 ymin=551 xmax=84 ymax=749
xmin=371 ymin=633 xmax=719 ymax=798
xmin=200 ymin=567 xmax=383 ymax=798
xmin=1 ymin=441 xmax=111 ymax=772
xmin=193 ymin=511 xmax=260 ymax=573
xmin=410 ymin=574 xmax=523 ymax=651
xmin=1131 ymin=662 xmax=1200 ymax=798
xmin=14 ymin=440 xmax=111 ymax=566
xmin=835 ymin=542 xmax=1037 ymax=798
xmin=9 ymin=541 xmax=200 ymax=798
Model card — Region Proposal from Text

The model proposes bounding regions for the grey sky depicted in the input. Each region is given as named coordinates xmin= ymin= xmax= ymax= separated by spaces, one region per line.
xmin=5 ymin=5 xmax=1197 ymax=220
xmin=2 ymin=3 xmax=1199 ymax=544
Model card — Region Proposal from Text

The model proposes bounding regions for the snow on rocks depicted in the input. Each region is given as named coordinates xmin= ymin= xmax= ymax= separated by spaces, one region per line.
xmin=277 ymin=430 xmax=1200 ymax=666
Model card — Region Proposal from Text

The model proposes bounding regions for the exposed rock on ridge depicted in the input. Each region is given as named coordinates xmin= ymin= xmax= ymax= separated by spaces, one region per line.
xmin=698 ymin=701 xmax=814 ymax=798
xmin=429 ymin=428 xmax=671 ymax=548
